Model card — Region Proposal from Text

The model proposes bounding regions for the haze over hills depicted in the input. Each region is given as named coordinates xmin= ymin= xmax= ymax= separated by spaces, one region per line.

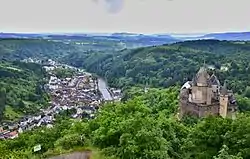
xmin=1 ymin=31 xmax=250 ymax=45
xmin=0 ymin=32 xmax=179 ymax=49
xmin=169 ymin=31 xmax=250 ymax=41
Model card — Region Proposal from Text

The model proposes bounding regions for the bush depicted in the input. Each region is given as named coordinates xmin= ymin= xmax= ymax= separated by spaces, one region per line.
xmin=54 ymin=133 xmax=85 ymax=150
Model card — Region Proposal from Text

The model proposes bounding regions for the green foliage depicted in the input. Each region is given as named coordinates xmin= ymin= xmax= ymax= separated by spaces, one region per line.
xmin=2 ymin=87 xmax=250 ymax=159
xmin=2 ymin=39 xmax=250 ymax=159
xmin=213 ymin=145 xmax=243 ymax=159
xmin=182 ymin=116 xmax=233 ymax=158
xmin=0 ymin=39 xmax=78 ymax=61
xmin=90 ymin=87 xmax=185 ymax=159
xmin=236 ymin=95 xmax=250 ymax=112
xmin=0 ymin=61 xmax=49 ymax=122
xmin=54 ymin=133 xmax=85 ymax=150
xmin=1 ymin=39 xmax=250 ymax=95
xmin=0 ymin=88 xmax=6 ymax=120
xmin=236 ymin=86 xmax=250 ymax=112
xmin=59 ymin=40 xmax=250 ymax=95
xmin=243 ymin=86 xmax=250 ymax=98
xmin=52 ymin=68 xmax=76 ymax=78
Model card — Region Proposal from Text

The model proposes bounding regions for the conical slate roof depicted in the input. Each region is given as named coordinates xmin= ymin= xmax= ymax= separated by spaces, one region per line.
xmin=209 ymin=74 xmax=220 ymax=86
xmin=221 ymin=81 xmax=228 ymax=95
xmin=194 ymin=66 xmax=210 ymax=86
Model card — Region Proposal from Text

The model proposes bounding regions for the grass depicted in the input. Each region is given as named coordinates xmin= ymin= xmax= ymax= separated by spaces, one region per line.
xmin=4 ymin=105 xmax=23 ymax=121
xmin=0 ymin=64 xmax=22 ymax=72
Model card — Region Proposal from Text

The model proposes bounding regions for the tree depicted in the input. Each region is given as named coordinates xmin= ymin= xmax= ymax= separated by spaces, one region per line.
xmin=213 ymin=145 xmax=243 ymax=159
xmin=54 ymin=133 xmax=85 ymax=150
xmin=0 ymin=88 xmax=6 ymax=120
xmin=244 ymin=86 xmax=250 ymax=98
xmin=182 ymin=116 xmax=232 ymax=158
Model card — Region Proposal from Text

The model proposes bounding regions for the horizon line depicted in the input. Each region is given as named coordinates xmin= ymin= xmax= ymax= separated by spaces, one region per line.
xmin=0 ymin=30 xmax=249 ymax=35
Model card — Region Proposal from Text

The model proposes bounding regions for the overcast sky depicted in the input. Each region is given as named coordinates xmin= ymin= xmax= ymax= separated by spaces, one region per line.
xmin=0 ymin=0 xmax=249 ymax=34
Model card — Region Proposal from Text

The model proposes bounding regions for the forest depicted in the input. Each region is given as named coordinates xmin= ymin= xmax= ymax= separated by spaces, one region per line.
xmin=0 ymin=87 xmax=249 ymax=159
xmin=63 ymin=40 xmax=250 ymax=95
xmin=2 ymin=39 xmax=250 ymax=95
xmin=0 ymin=60 xmax=49 ymax=122
xmin=1 ymin=39 xmax=250 ymax=158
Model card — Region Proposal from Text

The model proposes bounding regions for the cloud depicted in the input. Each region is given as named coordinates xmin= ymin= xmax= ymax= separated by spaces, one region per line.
xmin=93 ymin=0 xmax=124 ymax=13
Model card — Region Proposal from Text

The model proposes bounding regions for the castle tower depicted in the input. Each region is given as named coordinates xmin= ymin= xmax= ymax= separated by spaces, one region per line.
xmin=219 ymin=82 xmax=229 ymax=118
xmin=209 ymin=74 xmax=220 ymax=100
xmin=191 ymin=65 xmax=210 ymax=104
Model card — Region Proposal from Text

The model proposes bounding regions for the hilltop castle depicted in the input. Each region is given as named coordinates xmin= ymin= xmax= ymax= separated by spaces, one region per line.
xmin=179 ymin=64 xmax=237 ymax=118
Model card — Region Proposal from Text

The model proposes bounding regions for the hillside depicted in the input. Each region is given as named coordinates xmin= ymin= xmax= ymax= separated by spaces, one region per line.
xmin=1 ymin=38 xmax=250 ymax=158
xmin=63 ymin=40 xmax=250 ymax=94
xmin=0 ymin=39 xmax=80 ymax=61
xmin=1 ymin=39 xmax=250 ymax=94
xmin=201 ymin=32 xmax=250 ymax=41
xmin=1 ymin=87 xmax=250 ymax=159
xmin=0 ymin=61 xmax=49 ymax=122
xmin=2 ymin=31 xmax=250 ymax=42
xmin=0 ymin=33 xmax=179 ymax=50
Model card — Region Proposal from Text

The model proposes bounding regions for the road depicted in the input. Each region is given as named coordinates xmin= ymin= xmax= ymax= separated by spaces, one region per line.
xmin=98 ymin=78 xmax=113 ymax=101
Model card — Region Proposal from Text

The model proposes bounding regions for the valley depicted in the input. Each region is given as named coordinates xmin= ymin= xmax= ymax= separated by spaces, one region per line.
xmin=0 ymin=58 xmax=121 ymax=140
xmin=2 ymin=0 xmax=250 ymax=158
xmin=1 ymin=37 xmax=250 ymax=159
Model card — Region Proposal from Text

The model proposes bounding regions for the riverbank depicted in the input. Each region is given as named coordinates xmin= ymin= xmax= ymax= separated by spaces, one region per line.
xmin=97 ymin=78 xmax=113 ymax=101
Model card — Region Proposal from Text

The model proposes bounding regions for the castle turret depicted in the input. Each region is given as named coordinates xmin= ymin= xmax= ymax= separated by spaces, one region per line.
xmin=219 ymin=82 xmax=229 ymax=118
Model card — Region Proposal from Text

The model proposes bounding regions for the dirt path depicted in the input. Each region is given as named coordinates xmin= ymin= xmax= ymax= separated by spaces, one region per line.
xmin=49 ymin=151 xmax=91 ymax=159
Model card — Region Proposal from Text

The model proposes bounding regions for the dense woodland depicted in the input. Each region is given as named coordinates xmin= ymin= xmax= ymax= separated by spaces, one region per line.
xmin=2 ymin=39 xmax=250 ymax=94
xmin=64 ymin=40 xmax=250 ymax=94
xmin=0 ymin=61 xmax=49 ymax=122
xmin=1 ymin=39 xmax=250 ymax=158
xmin=0 ymin=88 xmax=249 ymax=159
xmin=0 ymin=39 xmax=83 ymax=61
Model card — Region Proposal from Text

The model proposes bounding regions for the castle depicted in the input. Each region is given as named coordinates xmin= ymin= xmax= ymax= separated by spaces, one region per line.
xmin=179 ymin=64 xmax=237 ymax=118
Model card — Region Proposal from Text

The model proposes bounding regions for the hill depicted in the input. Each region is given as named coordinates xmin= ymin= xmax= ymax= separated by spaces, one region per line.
xmin=1 ymin=87 xmax=250 ymax=159
xmin=0 ymin=38 xmax=80 ymax=61
xmin=2 ymin=38 xmax=250 ymax=158
xmin=201 ymin=32 xmax=250 ymax=41
xmin=0 ymin=61 xmax=49 ymax=122
xmin=62 ymin=40 xmax=250 ymax=94
xmin=0 ymin=33 xmax=179 ymax=49
xmin=169 ymin=32 xmax=250 ymax=41
xmin=1 ymin=38 xmax=250 ymax=94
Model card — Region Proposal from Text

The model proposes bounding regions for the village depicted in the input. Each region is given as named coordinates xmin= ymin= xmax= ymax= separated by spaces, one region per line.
xmin=0 ymin=59 xmax=122 ymax=140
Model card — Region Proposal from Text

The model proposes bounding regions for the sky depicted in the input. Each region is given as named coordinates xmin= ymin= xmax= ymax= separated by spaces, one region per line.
xmin=0 ymin=0 xmax=250 ymax=34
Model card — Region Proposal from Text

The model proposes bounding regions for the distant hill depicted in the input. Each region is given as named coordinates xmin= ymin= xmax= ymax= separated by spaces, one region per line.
xmin=0 ymin=33 xmax=47 ymax=39
xmin=170 ymin=32 xmax=250 ymax=41
xmin=201 ymin=32 xmax=250 ymax=40
xmin=1 ymin=31 xmax=250 ymax=41
xmin=0 ymin=32 xmax=179 ymax=48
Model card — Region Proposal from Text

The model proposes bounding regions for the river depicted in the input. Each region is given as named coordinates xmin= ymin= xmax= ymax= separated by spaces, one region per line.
xmin=97 ymin=78 xmax=113 ymax=101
